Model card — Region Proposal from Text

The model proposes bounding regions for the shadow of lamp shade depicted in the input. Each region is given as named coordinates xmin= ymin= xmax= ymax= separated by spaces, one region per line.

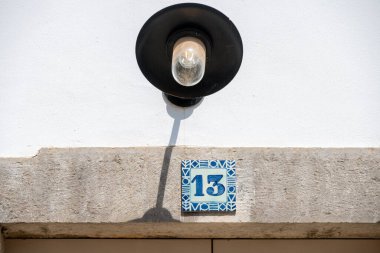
xmin=136 ymin=3 xmax=243 ymax=107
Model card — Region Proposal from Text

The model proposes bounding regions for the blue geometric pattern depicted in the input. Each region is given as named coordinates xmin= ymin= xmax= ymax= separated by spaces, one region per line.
xmin=182 ymin=160 xmax=236 ymax=212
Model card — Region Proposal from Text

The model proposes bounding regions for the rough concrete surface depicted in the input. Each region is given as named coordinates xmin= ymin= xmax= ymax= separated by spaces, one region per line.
xmin=0 ymin=148 xmax=379 ymax=238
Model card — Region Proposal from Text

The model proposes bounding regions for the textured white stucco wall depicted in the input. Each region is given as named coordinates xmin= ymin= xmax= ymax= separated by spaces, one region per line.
xmin=1 ymin=0 xmax=379 ymax=157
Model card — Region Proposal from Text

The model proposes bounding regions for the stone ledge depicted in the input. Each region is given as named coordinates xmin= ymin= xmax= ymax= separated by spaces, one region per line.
xmin=1 ymin=148 xmax=379 ymax=238
xmin=2 ymin=223 xmax=380 ymax=239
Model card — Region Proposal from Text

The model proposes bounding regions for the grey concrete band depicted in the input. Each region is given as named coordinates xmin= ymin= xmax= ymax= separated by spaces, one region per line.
xmin=0 ymin=148 xmax=379 ymax=238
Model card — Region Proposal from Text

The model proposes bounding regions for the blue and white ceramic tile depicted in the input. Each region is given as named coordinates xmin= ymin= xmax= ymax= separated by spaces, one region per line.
xmin=181 ymin=160 xmax=236 ymax=212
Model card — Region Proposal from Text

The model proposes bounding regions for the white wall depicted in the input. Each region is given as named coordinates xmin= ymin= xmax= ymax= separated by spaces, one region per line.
xmin=1 ymin=0 xmax=379 ymax=157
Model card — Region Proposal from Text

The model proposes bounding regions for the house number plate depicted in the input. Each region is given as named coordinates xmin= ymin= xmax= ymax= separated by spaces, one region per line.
xmin=181 ymin=160 xmax=236 ymax=212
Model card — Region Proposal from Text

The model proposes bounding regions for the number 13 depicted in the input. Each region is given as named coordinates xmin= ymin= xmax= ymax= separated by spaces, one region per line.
xmin=191 ymin=174 xmax=225 ymax=196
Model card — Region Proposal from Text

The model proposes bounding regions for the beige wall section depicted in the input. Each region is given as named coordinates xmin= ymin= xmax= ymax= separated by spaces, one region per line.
xmin=214 ymin=239 xmax=380 ymax=253
xmin=5 ymin=239 xmax=210 ymax=253
xmin=0 ymin=148 xmax=379 ymax=238
xmin=5 ymin=239 xmax=380 ymax=253
xmin=0 ymin=227 xmax=4 ymax=253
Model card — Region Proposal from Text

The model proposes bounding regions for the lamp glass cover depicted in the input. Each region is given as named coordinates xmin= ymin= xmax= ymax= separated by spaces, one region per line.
xmin=171 ymin=37 xmax=206 ymax=87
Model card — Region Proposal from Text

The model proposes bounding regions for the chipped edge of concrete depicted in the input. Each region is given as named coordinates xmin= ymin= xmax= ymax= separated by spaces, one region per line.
xmin=3 ymin=147 xmax=380 ymax=159
xmin=1 ymin=223 xmax=380 ymax=239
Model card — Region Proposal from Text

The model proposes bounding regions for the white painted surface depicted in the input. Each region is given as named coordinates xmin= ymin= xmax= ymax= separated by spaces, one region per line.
xmin=0 ymin=0 xmax=379 ymax=157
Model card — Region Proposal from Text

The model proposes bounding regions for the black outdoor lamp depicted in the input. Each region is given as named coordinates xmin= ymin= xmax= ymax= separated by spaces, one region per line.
xmin=136 ymin=3 xmax=243 ymax=107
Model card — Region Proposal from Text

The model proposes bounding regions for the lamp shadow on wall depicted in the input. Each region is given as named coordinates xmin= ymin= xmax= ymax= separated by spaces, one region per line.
xmin=130 ymin=94 xmax=203 ymax=222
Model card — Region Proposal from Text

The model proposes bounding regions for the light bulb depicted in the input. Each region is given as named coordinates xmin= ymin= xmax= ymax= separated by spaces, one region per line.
xmin=171 ymin=37 xmax=206 ymax=87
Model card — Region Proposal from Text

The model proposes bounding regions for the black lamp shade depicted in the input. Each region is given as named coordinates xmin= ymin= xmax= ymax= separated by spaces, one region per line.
xmin=136 ymin=3 xmax=243 ymax=104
